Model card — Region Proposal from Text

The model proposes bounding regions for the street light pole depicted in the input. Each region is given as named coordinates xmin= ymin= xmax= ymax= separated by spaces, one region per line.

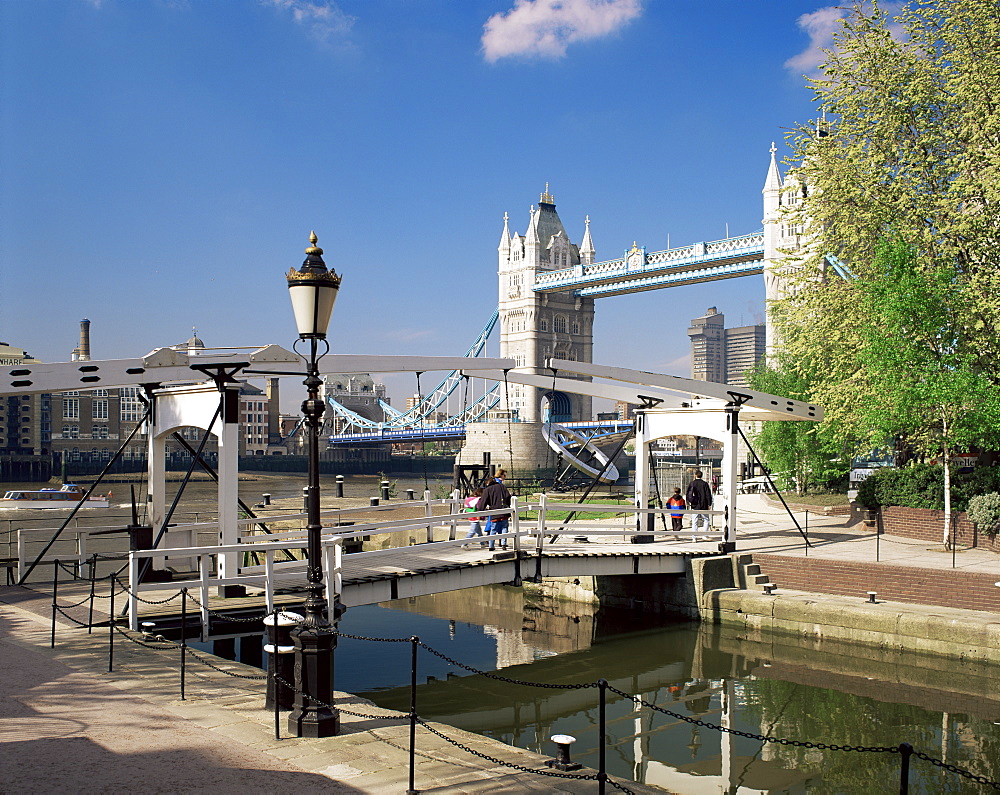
xmin=286 ymin=232 xmax=342 ymax=738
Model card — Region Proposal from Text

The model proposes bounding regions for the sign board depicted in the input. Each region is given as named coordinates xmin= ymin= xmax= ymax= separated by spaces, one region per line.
xmin=850 ymin=468 xmax=874 ymax=483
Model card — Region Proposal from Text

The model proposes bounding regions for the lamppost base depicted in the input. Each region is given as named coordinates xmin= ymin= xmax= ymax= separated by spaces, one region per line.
xmin=718 ymin=541 xmax=736 ymax=553
xmin=287 ymin=623 xmax=339 ymax=738
xmin=287 ymin=704 xmax=340 ymax=738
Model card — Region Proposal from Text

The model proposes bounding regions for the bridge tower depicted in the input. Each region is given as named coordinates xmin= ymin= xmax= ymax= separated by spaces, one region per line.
xmin=762 ymin=142 xmax=809 ymax=357
xmin=496 ymin=186 xmax=594 ymax=423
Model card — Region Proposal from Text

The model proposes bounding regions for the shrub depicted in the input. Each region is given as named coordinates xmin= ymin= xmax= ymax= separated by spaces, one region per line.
xmin=967 ymin=493 xmax=1000 ymax=537
xmin=856 ymin=463 xmax=1000 ymax=511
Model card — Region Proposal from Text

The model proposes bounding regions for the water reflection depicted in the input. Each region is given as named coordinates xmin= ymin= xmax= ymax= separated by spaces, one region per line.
xmin=351 ymin=588 xmax=1000 ymax=793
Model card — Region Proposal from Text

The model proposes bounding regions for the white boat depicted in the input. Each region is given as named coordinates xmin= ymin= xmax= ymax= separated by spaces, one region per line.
xmin=0 ymin=483 xmax=111 ymax=509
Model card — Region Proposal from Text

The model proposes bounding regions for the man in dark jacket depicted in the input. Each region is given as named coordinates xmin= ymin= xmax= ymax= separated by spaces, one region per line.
xmin=478 ymin=470 xmax=512 ymax=551
xmin=685 ymin=469 xmax=713 ymax=536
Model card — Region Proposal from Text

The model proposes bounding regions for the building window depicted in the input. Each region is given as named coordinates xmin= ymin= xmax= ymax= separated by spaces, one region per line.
xmin=571 ymin=321 xmax=580 ymax=335
xmin=93 ymin=399 xmax=108 ymax=420
xmin=92 ymin=389 xmax=109 ymax=397
xmin=94 ymin=424 xmax=109 ymax=439
xmin=120 ymin=387 xmax=143 ymax=422
xmin=553 ymin=315 xmax=567 ymax=334
xmin=540 ymin=318 xmax=549 ymax=332
xmin=64 ymin=399 xmax=80 ymax=420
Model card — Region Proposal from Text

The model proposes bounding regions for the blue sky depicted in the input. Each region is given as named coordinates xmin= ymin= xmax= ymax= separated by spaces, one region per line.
xmin=1 ymin=0 xmax=844 ymax=407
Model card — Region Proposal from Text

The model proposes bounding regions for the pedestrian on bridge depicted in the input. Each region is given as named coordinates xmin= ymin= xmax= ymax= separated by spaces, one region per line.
xmin=667 ymin=487 xmax=686 ymax=532
xmin=479 ymin=470 xmax=511 ymax=551
xmin=685 ymin=470 xmax=713 ymax=537
xmin=462 ymin=488 xmax=486 ymax=547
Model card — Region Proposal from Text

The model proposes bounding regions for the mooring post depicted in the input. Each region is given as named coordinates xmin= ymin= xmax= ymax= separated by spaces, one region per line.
xmin=50 ymin=559 xmax=59 ymax=648
xmin=898 ymin=742 xmax=913 ymax=794
xmin=407 ymin=635 xmax=419 ymax=795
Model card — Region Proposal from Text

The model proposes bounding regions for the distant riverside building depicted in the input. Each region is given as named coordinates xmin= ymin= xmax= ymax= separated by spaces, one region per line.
xmin=687 ymin=307 xmax=766 ymax=388
xmin=0 ymin=342 xmax=50 ymax=479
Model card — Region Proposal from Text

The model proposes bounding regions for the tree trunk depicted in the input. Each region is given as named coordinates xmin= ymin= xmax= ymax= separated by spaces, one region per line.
xmin=942 ymin=413 xmax=951 ymax=548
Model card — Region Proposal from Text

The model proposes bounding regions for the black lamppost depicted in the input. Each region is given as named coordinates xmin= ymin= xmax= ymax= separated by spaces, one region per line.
xmin=286 ymin=231 xmax=342 ymax=738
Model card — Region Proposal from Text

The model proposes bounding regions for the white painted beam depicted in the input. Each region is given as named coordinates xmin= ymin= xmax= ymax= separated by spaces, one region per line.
xmin=545 ymin=359 xmax=822 ymax=422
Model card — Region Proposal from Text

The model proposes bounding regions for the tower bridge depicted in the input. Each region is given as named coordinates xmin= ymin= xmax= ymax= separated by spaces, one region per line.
xmin=318 ymin=145 xmax=806 ymax=479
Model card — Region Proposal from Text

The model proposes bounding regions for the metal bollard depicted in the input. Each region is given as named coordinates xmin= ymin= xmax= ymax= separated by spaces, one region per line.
xmin=262 ymin=493 xmax=271 ymax=506
xmin=264 ymin=611 xmax=303 ymax=711
xmin=302 ymin=486 xmax=309 ymax=512
xmin=867 ymin=591 xmax=877 ymax=603
xmin=381 ymin=480 xmax=390 ymax=501
xmin=545 ymin=734 xmax=582 ymax=771
xmin=336 ymin=475 xmax=344 ymax=498
xmin=370 ymin=497 xmax=379 ymax=507
xmin=406 ymin=489 xmax=415 ymax=500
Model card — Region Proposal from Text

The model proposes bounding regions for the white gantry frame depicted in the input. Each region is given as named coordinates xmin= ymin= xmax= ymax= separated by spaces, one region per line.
xmin=465 ymin=358 xmax=822 ymax=549
xmin=2 ymin=345 xmax=517 ymax=582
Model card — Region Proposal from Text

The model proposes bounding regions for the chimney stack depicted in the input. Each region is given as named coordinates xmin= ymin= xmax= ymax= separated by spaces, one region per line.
xmin=72 ymin=319 xmax=91 ymax=361
xmin=266 ymin=377 xmax=281 ymax=445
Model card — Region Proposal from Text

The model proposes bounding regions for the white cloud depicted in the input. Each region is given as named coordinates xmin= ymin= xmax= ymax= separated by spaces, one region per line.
xmin=482 ymin=0 xmax=642 ymax=63
xmin=263 ymin=0 xmax=355 ymax=43
xmin=784 ymin=6 xmax=847 ymax=75
xmin=785 ymin=3 xmax=905 ymax=76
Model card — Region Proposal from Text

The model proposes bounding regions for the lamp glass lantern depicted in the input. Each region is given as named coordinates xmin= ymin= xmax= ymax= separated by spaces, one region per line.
xmin=286 ymin=231 xmax=341 ymax=339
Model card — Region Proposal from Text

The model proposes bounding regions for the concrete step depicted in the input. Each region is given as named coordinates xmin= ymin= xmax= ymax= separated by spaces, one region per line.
xmin=752 ymin=573 xmax=770 ymax=585
xmin=744 ymin=563 xmax=761 ymax=576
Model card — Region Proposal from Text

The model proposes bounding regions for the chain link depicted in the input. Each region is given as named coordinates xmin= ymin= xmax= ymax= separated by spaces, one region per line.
xmin=114 ymin=579 xmax=185 ymax=605
xmin=335 ymin=630 xmax=411 ymax=643
xmin=53 ymin=605 xmax=93 ymax=627
xmin=112 ymin=623 xmax=179 ymax=650
xmin=181 ymin=646 xmax=268 ymax=680
xmin=184 ymin=592 xmax=268 ymax=623
xmin=914 ymin=750 xmax=1000 ymax=789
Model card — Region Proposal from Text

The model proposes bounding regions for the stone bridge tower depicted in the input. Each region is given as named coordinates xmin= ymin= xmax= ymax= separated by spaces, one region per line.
xmin=496 ymin=186 xmax=594 ymax=423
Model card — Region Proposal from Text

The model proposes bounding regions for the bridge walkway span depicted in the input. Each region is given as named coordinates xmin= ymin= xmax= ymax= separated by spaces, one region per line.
xmin=102 ymin=498 xmax=728 ymax=632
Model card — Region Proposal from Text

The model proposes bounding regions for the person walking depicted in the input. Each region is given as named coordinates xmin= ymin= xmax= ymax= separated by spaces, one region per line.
xmin=685 ymin=469 xmax=713 ymax=538
xmin=462 ymin=488 xmax=485 ymax=547
xmin=478 ymin=470 xmax=512 ymax=551
xmin=666 ymin=487 xmax=686 ymax=532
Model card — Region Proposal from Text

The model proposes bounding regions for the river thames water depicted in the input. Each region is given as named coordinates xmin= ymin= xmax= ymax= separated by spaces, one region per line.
xmin=5 ymin=471 xmax=1000 ymax=792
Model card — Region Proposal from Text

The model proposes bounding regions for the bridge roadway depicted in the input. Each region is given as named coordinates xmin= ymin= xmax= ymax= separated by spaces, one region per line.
xmin=325 ymin=418 xmax=634 ymax=446
xmin=122 ymin=529 xmax=721 ymax=629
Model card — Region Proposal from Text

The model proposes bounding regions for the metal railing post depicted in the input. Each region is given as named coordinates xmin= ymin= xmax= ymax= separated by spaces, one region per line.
xmin=407 ymin=635 xmax=419 ymax=795
xmin=87 ymin=553 xmax=98 ymax=634
xmin=898 ymin=742 xmax=913 ymax=794
xmin=108 ymin=575 xmax=116 ymax=672
xmin=424 ymin=490 xmax=433 ymax=544
xmin=180 ymin=587 xmax=188 ymax=700
xmin=50 ymin=559 xmax=59 ymax=648
xmin=598 ymin=678 xmax=608 ymax=794
xmin=128 ymin=553 xmax=140 ymax=631
xmin=198 ymin=555 xmax=211 ymax=640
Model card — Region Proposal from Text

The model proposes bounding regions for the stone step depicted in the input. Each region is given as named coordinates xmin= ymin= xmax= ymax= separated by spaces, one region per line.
xmin=752 ymin=574 xmax=770 ymax=585
xmin=744 ymin=563 xmax=761 ymax=576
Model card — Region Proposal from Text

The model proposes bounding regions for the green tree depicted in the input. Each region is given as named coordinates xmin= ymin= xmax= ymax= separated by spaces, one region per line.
xmin=785 ymin=0 xmax=1000 ymax=367
xmin=749 ymin=361 xmax=851 ymax=494
xmin=769 ymin=1 xmax=1000 ymax=542
xmin=854 ymin=241 xmax=1000 ymax=542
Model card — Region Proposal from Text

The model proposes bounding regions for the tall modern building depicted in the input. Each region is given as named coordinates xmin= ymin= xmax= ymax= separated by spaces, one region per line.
xmin=687 ymin=307 xmax=765 ymax=389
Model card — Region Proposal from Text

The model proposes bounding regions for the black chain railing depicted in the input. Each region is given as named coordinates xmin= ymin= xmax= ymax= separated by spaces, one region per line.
xmin=49 ymin=565 xmax=1000 ymax=794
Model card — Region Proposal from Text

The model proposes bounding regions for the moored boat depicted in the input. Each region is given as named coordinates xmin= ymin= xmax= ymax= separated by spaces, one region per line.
xmin=0 ymin=484 xmax=111 ymax=509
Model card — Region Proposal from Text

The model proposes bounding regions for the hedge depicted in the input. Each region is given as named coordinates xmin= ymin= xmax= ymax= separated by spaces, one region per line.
xmin=856 ymin=463 xmax=1000 ymax=512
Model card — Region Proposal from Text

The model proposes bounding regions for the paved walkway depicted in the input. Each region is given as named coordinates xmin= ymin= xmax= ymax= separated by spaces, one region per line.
xmin=0 ymin=585 xmax=657 ymax=793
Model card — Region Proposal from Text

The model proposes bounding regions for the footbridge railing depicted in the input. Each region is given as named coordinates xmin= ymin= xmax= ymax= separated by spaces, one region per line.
xmin=121 ymin=496 xmax=727 ymax=632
